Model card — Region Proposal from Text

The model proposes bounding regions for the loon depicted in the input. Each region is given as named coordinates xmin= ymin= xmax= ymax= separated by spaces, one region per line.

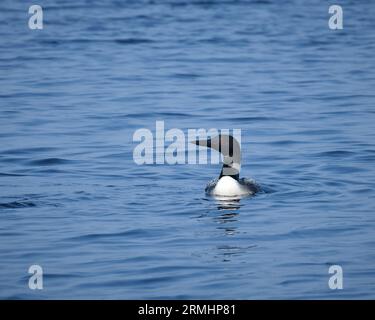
xmin=192 ymin=134 xmax=259 ymax=198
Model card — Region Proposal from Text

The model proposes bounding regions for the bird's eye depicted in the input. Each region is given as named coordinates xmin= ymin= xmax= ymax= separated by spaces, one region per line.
xmin=223 ymin=156 xmax=233 ymax=165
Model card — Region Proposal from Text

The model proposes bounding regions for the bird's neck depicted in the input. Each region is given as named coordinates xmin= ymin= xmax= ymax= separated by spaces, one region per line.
xmin=220 ymin=163 xmax=239 ymax=181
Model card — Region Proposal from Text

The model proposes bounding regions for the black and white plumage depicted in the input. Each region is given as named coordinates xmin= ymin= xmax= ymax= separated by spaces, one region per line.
xmin=192 ymin=134 xmax=259 ymax=197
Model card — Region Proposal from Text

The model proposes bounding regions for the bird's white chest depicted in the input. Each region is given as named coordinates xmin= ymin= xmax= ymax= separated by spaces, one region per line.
xmin=212 ymin=176 xmax=248 ymax=197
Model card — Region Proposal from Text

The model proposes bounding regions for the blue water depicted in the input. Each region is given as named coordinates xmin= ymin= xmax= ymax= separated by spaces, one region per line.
xmin=1 ymin=0 xmax=375 ymax=299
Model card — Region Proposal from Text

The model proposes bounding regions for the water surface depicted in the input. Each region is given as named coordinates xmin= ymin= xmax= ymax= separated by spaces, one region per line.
xmin=1 ymin=0 xmax=375 ymax=299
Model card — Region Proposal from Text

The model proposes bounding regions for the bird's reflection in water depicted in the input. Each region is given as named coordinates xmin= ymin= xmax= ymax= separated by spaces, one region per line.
xmin=216 ymin=244 xmax=257 ymax=262
xmin=215 ymin=213 xmax=238 ymax=236
xmin=214 ymin=195 xmax=242 ymax=210
xmin=212 ymin=196 xmax=242 ymax=236
xmin=195 ymin=196 xmax=257 ymax=262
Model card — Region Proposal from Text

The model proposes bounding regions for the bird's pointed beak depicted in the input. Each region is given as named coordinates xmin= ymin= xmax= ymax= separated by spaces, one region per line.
xmin=190 ymin=139 xmax=211 ymax=148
